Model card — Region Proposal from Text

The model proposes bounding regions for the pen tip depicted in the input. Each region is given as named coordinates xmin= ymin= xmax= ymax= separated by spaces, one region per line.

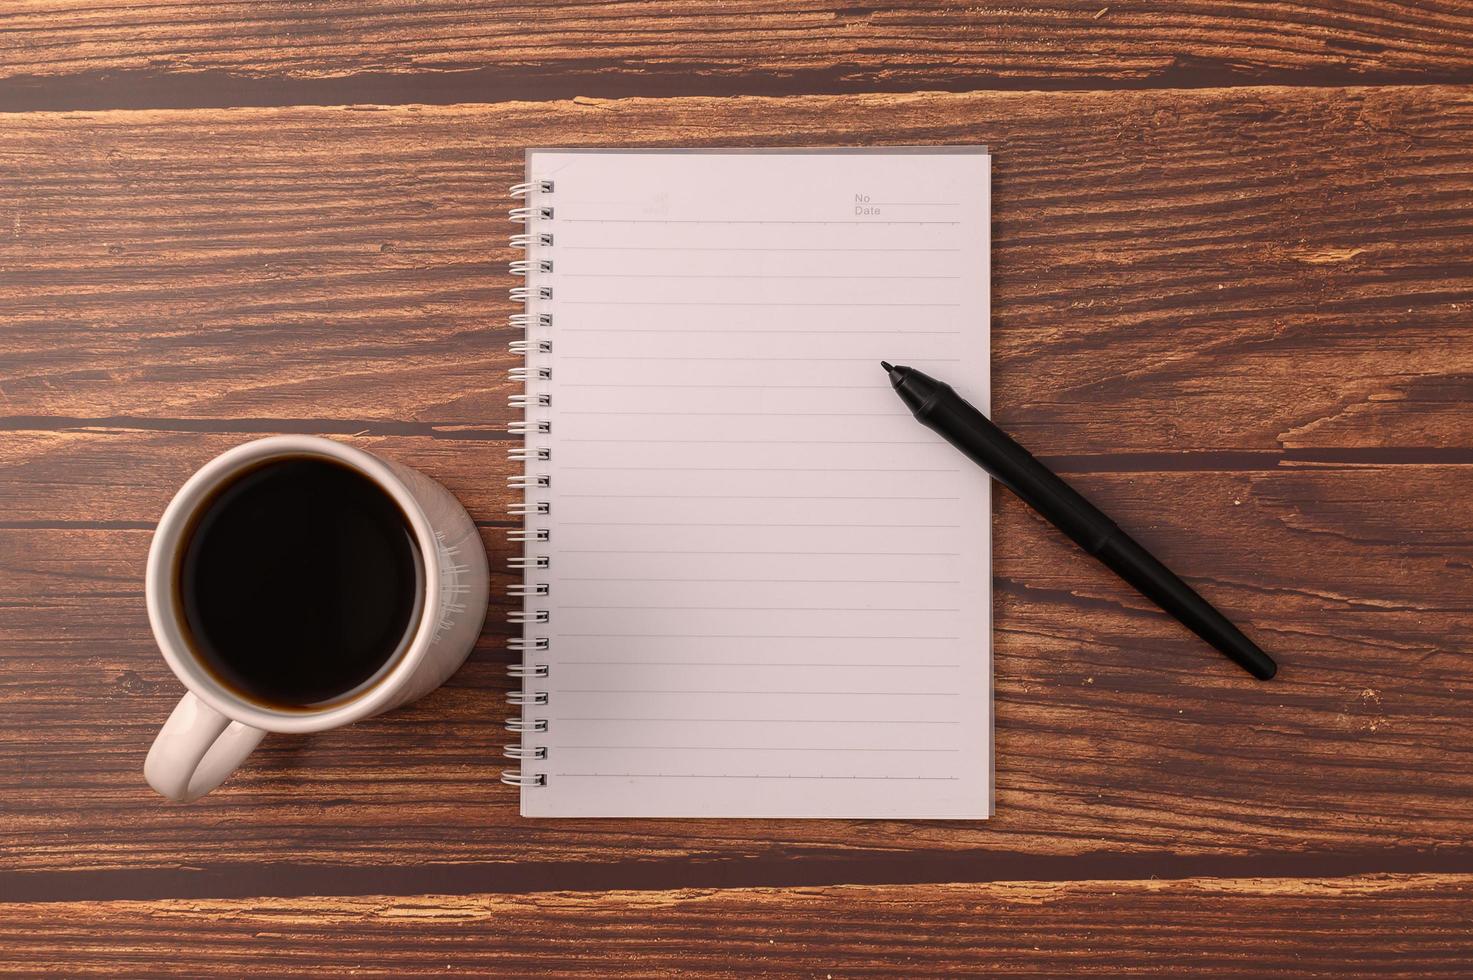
xmin=880 ymin=361 xmax=894 ymax=372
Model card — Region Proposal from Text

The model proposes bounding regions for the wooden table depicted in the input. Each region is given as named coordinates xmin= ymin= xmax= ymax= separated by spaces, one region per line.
xmin=4 ymin=3 xmax=1473 ymax=974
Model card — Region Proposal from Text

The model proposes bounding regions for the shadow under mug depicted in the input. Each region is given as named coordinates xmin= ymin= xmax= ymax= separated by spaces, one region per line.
xmin=143 ymin=435 xmax=489 ymax=802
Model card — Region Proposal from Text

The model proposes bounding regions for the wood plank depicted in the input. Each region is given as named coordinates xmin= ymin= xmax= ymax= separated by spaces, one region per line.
xmin=0 ymin=431 xmax=515 ymax=527
xmin=3 ymin=88 xmax=1471 ymax=456
xmin=2 ymin=876 xmax=1470 ymax=976
xmin=4 ymin=438 xmax=1471 ymax=878
xmin=3 ymin=1 xmax=1473 ymax=110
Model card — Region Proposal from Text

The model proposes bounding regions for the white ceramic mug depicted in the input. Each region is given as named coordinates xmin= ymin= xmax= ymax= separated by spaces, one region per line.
xmin=143 ymin=435 xmax=489 ymax=802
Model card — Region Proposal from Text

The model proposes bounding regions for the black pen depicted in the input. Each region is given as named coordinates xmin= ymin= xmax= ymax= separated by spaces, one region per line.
xmin=882 ymin=361 xmax=1277 ymax=680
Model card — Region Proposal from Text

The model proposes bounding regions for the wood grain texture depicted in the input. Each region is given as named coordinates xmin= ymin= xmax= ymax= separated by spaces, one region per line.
xmin=3 ymin=0 xmax=1471 ymax=972
xmin=4 ymin=52 xmax=1473 ymax=971
xmin=3 ymin=1 xmax=1473 ymax=111
xmin=3 ymin=429 xmax=1470 ymax=882
xmin=3 ymin=876 xmax=1471 ymax=976
xmin=3 ymin=87 xmax=1472 ymax=458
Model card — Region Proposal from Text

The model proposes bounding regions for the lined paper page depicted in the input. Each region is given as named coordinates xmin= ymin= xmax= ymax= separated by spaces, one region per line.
xmin=522 ymin=148 xmax=991 ymax=818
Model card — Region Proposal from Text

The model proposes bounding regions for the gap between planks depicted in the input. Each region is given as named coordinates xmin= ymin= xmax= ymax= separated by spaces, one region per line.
xmin=7 ymin=849 xmax=1473 ymax=904
xmin=5 ymin=66 xmax=1473 ymax=115
xmin=3 ymin=418 xmax=1471 ymax=474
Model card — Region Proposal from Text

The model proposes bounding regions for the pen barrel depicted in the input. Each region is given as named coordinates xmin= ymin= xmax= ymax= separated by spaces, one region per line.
xmin=1095 ymin=533 xmax=1278 ymax=680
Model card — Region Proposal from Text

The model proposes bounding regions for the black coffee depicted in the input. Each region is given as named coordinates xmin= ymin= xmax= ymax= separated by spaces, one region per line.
xmin=177 ymin=456 xmax=423 ymax=708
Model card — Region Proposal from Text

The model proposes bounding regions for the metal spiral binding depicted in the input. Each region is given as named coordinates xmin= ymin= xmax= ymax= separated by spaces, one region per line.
xmin=509 ymin=206 xmax=553 ymax=224
xmin=510 ymin=312 xmax=552 ymax=330
xmin=510 ymin=285 xmax=553 ymax=303
xmin=501 ymin=175 xmax=553 ymax=790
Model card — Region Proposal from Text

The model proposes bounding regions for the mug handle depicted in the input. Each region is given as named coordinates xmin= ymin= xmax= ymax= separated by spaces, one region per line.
xmin=144 ymin=692 xmax=266 ymax=802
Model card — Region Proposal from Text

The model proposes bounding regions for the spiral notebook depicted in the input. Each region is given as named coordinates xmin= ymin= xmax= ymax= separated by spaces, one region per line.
xmin=503 ymin=147 xmax=993 ymax=818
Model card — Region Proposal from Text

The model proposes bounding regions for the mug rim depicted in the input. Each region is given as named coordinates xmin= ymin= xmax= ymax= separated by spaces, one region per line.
xmin=145 ymin=435 xmax=443 ymax=734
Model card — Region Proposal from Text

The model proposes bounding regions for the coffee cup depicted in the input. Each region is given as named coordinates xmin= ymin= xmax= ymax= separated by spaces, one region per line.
xmin=143 ymin=435 xmax=488 ymax=802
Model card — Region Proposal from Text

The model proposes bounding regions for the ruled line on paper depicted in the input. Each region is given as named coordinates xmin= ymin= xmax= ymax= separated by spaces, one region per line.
xmin=561 ymin=273 xmax=961 ymax=280
xmin=553 ymin=745 xmax=962 ymax=752
xmin=557 ymin=550 xmax=961 ymax=557
xmin=558 ymin=660 xmax=962 ymax=667
xmin=557 ymin=328 xmax=962 ymax=335
xmin=557 ymin=494 xmax=960 ymax=501
xmin=558 ymin=578 xmax=961 ymax=584
xmin=559 ymin=605 xmax=962 ymax=613
xmin=557 ymin=411 xmax=910 ymax=417
xmin=557 ymin=717 xmax=961 ymax=725
xmin=562 ymin=301 xmax=959 ymax=308
xmin=559 ymin=521 xmax=960 ymax=529
xmin=554 ymin=633 xmax=961 ymax=640
xmin=558 ymin=467 xmax=960 ymax=473
xmin=551 ymin=773 xmax=961 ymax=780
xmin=560 ymin=218 xmax=962 ymax=225
xmin=557 ymin=353 xmax=961 ymax=359
xmin=561 ymin=245 xmax=964 ymax=252
xmin=556 ymin=439 xmax=948 ymax=448
xmin=554 ymin=690 xmax=961 ymax=696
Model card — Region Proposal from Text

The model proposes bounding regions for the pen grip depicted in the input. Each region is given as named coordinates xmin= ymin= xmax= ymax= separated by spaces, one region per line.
xmin=918 ymin=393 xmax=1119 ymax=552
